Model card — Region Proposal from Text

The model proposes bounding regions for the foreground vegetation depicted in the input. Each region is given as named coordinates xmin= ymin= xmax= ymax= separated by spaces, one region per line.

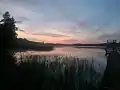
xmin=14 ymin=54 xmax=104 ymax=90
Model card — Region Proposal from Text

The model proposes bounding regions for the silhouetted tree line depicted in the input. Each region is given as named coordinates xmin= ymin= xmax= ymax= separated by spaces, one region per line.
xmin=0 ymin=12 xmax=18 ymax=89
xmin=0 ymin=11 xmax=17 ymax=67
xmin=73 ymin=41 xmax=120 ymax=50
xmin=106 ymin=40 xmax=120 ymax=49
xmin=17 ymin=38 xmax=53 ymax=51
xmin=73 ymin=43 xmax=105 ymax=46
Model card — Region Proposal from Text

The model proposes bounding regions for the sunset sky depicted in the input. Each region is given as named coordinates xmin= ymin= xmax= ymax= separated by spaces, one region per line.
xmin=0 ymin=0 xmax=120 ymax=44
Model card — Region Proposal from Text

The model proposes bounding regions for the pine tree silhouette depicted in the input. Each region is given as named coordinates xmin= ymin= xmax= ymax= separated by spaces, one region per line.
xmin=0 ymin=11 xmax=18 ymax=89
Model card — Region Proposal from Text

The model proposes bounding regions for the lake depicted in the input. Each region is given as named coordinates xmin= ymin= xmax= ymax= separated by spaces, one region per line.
xmin=16 ymin=46 xmax=107 ymax=72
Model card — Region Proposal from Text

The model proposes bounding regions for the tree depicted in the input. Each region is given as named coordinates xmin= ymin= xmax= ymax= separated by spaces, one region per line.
xmin=0 ymin=11 xmax=17 ymax=50
xmin=0 ymin=11 xmax=18 ymax=67
xmin=0 ymin=12 xmax=18 ymax=89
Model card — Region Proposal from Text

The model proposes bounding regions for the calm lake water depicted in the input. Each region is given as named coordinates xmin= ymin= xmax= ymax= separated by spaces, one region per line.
xmin=16 ymin=46 xmax=107 ymax=74
xmin=16 ymin=47 xmax=107 ymax=65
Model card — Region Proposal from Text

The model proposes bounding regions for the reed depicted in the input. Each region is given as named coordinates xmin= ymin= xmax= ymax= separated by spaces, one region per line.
xmin=16 ymin=54 xmax=103 ymax=90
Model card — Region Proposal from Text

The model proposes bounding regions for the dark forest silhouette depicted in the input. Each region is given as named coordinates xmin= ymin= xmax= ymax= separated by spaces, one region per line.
xmin=99 ymin=50 xmax=120 ymax=90
xmin=0 ymin=11 xmax=18 ymax=89
xmin=17 ymin=38 xmax=54 ymax=51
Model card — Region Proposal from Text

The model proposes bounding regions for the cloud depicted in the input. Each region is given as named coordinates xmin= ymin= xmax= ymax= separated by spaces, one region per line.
xmin=0 ymin=11 xmax=2 ymax=15
xmin=17 ymin=30 xmax=99 ymax=44
xmin=0 ymin=1 xmax=43 ymax=21
xmin=19 ymin=30 xmax=25 ymax=32
xmin=25 ymin=32 xmax=70 ymax=38
xmin=17 ymin=16 xmax=30 ymax=22
xmin=62 ymin=39 xmax=80 ymax=44
xmin=16 ymin=31 xmax=75 ymax=43
xmin=98 ymin=32 xmax=120 ymax=41
xmin=0 ymin=0 xmax=39 ymax=5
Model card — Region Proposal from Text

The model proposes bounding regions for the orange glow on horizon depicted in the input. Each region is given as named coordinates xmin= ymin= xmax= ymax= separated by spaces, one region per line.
xmin=16 ymin=30 xmax=103 ymax=44
xmin=16 ymin=31 xmax=77 ymax=44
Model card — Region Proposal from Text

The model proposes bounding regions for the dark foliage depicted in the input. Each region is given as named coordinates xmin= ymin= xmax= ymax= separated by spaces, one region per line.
xmin=99 ymin=51 xmax=120 ymax=90
xmin=17 ymin=38 xmax=54 ymax=51
xmin=16 ymin=57 xmax=99 ymax=90
xmin=0 ymin=11 xmax=18 ymax=89
xmin=0 ymin=12 xmax=17 ymax=50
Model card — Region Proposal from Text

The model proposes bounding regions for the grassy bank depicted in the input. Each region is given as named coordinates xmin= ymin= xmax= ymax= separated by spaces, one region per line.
xmin=15 ymin=55 xmax=104 ymax=90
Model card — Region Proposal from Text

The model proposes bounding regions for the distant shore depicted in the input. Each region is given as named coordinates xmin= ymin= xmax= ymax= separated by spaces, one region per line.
xmin=13 ymin=45 xmax=54 ymax=52
xmin=74 ymin=46 xmax=105 ymax=49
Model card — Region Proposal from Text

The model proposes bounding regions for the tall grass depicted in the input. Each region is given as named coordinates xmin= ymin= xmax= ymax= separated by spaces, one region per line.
xmin=15 ymin=54 xmax=104 ymax=90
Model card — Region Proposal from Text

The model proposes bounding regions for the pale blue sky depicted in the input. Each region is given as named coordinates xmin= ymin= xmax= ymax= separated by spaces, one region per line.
xmin=0 ymin=0 xmax=120 ymax=43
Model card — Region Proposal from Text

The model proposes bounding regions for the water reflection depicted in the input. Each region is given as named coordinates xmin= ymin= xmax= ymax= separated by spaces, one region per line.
xmin=23 ymin=47 xmax=105 ymax=57
xmin=15 ymin=47 xmax=107 ymax=74
xmin=16 ymin=47 xmax=106 ymax=65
